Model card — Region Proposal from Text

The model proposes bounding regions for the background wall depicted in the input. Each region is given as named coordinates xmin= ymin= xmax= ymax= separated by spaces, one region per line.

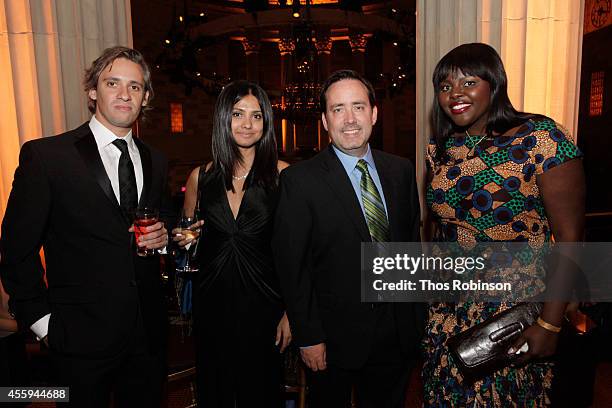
xmin=0 ymin=0 xmax=132 ymax=224
xmin=130 ymin=0 xmax=416 ymax=195
xmin=578 ymin=0 xmax=612 ymax=239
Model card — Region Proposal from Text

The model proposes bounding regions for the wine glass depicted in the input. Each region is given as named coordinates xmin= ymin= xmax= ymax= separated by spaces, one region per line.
xmin=174 ymin=210 xmax=201 ymax=273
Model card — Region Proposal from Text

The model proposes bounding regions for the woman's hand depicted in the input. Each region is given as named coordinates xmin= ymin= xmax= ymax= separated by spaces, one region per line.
xmin=275 ymin=312 xmax=292 ymax=353
xmin=171 ymin=220 xmax=204 ymax=247
xmin=507 ymin=323 xmax=559 ymax=366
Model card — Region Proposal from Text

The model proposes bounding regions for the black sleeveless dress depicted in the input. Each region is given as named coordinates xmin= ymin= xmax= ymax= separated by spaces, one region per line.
xmin=193 ymin=167 xmax=284 ymax=408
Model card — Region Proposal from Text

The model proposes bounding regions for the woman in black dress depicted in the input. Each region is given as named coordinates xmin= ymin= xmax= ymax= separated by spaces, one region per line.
xmin=176 ymin=80 xmax=291 ymax=407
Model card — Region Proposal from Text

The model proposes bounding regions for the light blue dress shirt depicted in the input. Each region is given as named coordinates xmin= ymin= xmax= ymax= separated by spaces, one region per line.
xmin=331 ymin=144 xmax=389 ymax=216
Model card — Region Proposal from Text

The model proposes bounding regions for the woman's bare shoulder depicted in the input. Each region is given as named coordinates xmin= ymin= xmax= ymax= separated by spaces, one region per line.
xmin=277 ymin=160 xmax=290 ymax=172
xmin=187 ymin=161 xmax=213 ymax=185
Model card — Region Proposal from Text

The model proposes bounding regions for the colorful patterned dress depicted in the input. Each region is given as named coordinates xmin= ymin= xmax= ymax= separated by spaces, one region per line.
xmin=422 ymin=116 xmax=582 ymax=407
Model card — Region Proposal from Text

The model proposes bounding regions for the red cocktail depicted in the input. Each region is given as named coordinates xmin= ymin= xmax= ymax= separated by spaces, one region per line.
xmin=134 ymin=207 xmax=159 ymax=256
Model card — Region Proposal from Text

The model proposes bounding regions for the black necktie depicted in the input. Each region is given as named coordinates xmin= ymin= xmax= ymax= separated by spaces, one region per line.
xmin=112 ymin=139 xmax=138 ymax=212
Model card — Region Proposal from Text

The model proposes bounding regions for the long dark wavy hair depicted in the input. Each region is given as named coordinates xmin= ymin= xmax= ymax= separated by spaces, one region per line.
xmin=431 ymin=43 xmax=535 ymax=163
xmin=211 ymin=80 xmax=278 ymax=192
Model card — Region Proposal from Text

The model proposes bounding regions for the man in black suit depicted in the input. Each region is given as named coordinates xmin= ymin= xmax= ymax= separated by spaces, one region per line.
xmin=0 ymin=46 xmax=171 ymax=407
xmin=273 ymin=70 xmax=424 ymax=407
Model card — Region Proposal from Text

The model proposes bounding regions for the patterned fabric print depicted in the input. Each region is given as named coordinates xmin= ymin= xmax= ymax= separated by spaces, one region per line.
xmin=422 ymin=117 xmax=582 ymax=407
xmin=423 ymin=302 xmax=553 ymax=407
xmin=426 ymin=117 xmax=581 ymax=246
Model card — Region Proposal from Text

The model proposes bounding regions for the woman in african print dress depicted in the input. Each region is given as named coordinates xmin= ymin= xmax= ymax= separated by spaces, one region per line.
xmin=422 ymin=43 xmax=585 ymax=407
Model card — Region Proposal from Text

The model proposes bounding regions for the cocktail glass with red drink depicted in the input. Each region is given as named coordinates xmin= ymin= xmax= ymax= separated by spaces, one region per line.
xmin=134 ymin=207 xmax=159 ymax=256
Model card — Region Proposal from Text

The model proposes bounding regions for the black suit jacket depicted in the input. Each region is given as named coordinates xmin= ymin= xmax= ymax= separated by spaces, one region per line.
xmin=0 ymin=122 xmax=171 ymax=357
xmin=273 ymin=146 xmax=425 ymax=369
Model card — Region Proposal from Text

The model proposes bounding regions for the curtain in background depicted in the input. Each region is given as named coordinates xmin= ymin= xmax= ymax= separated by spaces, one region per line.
xmin=416 ymin=0 xmax=584 ymax=208
xmin=0 ymin=0 xmax=132 ymax=224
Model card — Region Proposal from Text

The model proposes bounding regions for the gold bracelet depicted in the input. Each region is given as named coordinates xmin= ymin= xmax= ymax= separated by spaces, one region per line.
xmin=536 ymin=317 xmax=562 ymax=333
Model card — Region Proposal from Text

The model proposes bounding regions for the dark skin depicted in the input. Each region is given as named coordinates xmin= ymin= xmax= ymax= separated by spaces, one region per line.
xmin=508 ymin=158 xmax=585 ymax=364
xmin=429 ymin=74 xmax=586 ymax=364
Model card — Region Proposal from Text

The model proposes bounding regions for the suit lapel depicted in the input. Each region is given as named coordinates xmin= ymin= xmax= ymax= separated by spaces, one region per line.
xmin=74 ymin=125 xmax=120 ymax=209
xmin=134 ymin=137 xmax=152 ymax=207
xmin=74 ymin=123 xmax=131 ymax=225
xmin=372 ymin=150 xmax=399 ymax=241
xmin=320 ymin=147 xmax=371 ymax=242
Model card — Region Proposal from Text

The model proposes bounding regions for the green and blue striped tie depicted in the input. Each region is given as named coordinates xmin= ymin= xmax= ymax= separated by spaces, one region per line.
xmin=356 ymin=159 xmax=390 ymax=242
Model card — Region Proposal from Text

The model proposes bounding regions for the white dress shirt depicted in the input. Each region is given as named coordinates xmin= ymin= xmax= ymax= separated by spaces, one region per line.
xmin=30 ymin=115 xmax=144 ymax=340
xmin=90 ymin=115 xmax=144 ymax=203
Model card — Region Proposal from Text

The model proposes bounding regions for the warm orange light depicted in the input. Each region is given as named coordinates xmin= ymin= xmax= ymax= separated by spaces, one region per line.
xmin=170 ymin=103 xmax=184 ymax=133
xmin=40 ymin=249 xmax=47 ymax=280
xmin=282 ymin=119 xmax=287 ymax=152
xmin=589 ymin=71 xmax=604 ymax=117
